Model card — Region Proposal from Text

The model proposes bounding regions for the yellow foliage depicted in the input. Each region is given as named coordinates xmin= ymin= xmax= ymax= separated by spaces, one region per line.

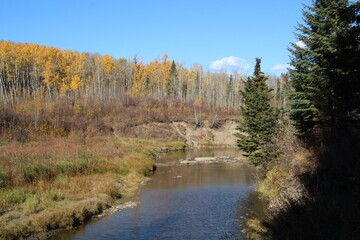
xmin=0 ymin=41 xmax=222 ymax=105
xmin=101 ymin=55 xmax=115 ymax=75
xmin=131 ymin=58 xmax=147 ymax=95
xmin=70 ymin=75 xmax=82 ymax=91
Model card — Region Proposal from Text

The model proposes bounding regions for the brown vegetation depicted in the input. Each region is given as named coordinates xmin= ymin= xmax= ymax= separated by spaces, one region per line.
xmin=0 ymin=96 xmax=238 ymax=142
xmin=266 ymin=124 xmax=360 ymax=240
xmin=2 ymin=96 xmax=239 ymax=239
xmin=244 ymin=121 xmax=360 ymax=240
xmin=0 ymin=135 xmax=187 ymax=239
xmin=242 ymin=123 xmax=312 ymax=239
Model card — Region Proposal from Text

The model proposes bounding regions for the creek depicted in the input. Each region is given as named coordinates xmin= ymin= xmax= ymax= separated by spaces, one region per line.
xmin=54 ymin=148 xmax=264 ymax=240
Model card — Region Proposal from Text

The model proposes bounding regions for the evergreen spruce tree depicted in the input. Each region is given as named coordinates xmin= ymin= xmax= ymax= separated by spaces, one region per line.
xmin=289 ymin=0 xmax=360 ymax=136
xmin=168 ymin=60 xmax=177 ymax=96
xmin=235 ymin=58 xmax=278 ymax=166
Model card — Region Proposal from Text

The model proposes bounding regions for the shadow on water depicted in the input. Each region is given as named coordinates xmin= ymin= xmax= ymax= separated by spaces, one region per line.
xmin=53 ymin=148 xmax=265 ymax=240
xmin=267 ymin=124 xmax=360 ymax=240
xmin=220 ymin=190 xmax=267 ymax=240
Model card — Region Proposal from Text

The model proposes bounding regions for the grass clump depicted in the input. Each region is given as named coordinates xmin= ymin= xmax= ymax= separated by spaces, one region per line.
xmin=0 ymin=172 xmax=9 ymax=188
xmin=0 ymin=189 xmax=29 ymax=211
xmin=244 ymin=218 xmax=269 ymax=240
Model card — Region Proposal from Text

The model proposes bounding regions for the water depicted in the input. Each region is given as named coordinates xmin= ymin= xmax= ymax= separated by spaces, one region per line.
xmin=56 ymin=148 xmax=262 ymax=240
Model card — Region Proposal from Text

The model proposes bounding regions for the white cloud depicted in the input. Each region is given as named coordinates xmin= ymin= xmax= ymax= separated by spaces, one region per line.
xmin=271 ymin=64 xmax=291 ymax=72
xmin=296 ymin=40 xmax=306 ymax=48
xmin=209 ymin=56 xmax=251 ymax=72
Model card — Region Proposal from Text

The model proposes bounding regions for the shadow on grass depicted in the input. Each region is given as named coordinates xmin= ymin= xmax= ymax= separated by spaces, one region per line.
xmin=266 ymin=123 xmax=360 ymax=239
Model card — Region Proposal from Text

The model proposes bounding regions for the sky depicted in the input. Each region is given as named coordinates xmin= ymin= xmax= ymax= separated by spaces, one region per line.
xmin=1 ymin=0 xmax=312 ymax=75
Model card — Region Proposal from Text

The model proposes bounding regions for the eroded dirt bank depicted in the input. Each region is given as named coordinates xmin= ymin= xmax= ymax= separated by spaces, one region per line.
xmin=113 ymin=120 xmax=239 ymax=147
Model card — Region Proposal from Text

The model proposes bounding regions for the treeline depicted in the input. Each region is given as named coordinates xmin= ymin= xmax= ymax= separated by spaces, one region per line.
xmin=0 ymin=41 xmax=287 ymax=109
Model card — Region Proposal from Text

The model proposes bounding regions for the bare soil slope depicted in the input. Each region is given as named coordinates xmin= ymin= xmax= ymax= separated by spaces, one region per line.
xmin=114 ymin=120 xmax=238 ymax=147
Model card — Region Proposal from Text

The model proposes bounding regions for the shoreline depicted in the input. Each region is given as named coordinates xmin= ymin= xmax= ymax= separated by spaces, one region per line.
xmin=0 ymin=137 xmax=185 ymax=240
xmin=1 ymin=133 xmax=242 ymax=240
xmin=30 ymin=146 xmax=245 ymax=240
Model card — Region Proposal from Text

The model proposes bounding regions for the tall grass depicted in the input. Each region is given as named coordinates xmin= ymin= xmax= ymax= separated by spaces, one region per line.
xmin=0 ymin=136 xmax=184 ymax=239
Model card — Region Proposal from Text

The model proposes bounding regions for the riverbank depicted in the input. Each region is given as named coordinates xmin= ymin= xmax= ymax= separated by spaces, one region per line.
xmin=0 ymin=136 xmax=185 ymax=239
xmin=251 ymin=125 xmax=360 ymax=240
xmin=0 ymin=97 xmax=241 ymax=239
xmin=242 ymin=122 xmax=360 ymax=240
xmin=51 ymin=147 xmax=258 ymax=240
xmin=240 ymin=125 xmax=310 ymax=239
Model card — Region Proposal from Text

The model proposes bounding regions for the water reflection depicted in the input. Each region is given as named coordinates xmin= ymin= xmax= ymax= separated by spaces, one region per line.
xmin=156 ymin=148 xmax=243 ymax=164
xmin=56 ymin=148 xmax=260 ymax=240
xmin=149 ymin=163 xmax=255 ymax=190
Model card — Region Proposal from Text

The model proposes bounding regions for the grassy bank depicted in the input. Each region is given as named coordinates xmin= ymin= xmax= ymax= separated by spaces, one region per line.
xmin=242 ymin=124 xmax=312 ymax=240
xmin=244 ymin=123 xmax=360 ymax=240
xmin=0 ymin=96 xmax=237 ymax=239
xmin=0 ymin=136 xmax=185 ymax=239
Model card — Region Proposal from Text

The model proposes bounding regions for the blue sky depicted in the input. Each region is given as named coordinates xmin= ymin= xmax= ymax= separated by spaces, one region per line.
xmin=1 ymin=0 xmax=312 ymax=75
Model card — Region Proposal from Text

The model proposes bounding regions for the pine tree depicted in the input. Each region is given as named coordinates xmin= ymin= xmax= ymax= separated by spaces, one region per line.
xmin=289 ymin=0 xmax=360 ymax=136
xmin=168 ymin=60 xmax=177 ymax=96
xmin=235 ymin=58 xmax=278 ymax=166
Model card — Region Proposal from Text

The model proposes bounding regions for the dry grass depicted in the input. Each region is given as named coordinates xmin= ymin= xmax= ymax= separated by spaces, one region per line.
xmin=247 ymin=121 xmax=360 ymax=240
xmin=256 ymin=124 xmax=314 ymax=212
xmin=0 ymin=96 xmax=238 ymax=142
xmin=243 ymin=123 xmax=313 ymax=239
xmin=243 ymin=218 xmax=268 ymax=240
xmin=0 ymin=136 xmax=185 ymax=239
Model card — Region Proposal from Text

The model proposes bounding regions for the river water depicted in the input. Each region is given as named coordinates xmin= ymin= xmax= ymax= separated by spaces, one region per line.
xmin=56 ymin=148 xmax=263 ymax=240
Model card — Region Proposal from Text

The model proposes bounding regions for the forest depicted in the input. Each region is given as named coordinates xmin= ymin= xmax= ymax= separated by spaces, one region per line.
xmin=0 ymin=41 xmax=289 ymax=109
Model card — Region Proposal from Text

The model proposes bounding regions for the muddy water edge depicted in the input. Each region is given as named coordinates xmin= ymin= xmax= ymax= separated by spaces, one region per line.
xmin=51 ymin=148 xmax=265 ymax=240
